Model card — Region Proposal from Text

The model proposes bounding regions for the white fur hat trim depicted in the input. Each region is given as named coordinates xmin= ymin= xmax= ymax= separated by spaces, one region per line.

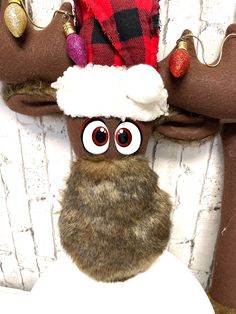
xmin=52 ymin=64 xmax=169 ymax=122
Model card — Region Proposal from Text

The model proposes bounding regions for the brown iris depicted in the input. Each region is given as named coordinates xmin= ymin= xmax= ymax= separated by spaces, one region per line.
xmin=116 ymin=128 xmax=132 ymax=147
xmin=92 ymin=127 xmax=108 ymax=146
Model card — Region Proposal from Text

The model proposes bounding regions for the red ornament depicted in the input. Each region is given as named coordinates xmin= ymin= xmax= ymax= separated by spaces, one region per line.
xmin=169 ymin=41 xmax=190 ymax=78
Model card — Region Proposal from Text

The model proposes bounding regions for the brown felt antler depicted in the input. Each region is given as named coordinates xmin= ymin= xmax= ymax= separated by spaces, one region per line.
xmin=159 ymin=25 xmax=236 ymax=313
xmin=159 ymin=25 xmax=236 ymax=120
xmin=0 ymin=0 xmax=72 ymax=84
xmin=0 ymin=0 xmax=72 ymax=115
xmin=155 ymin=26 xmax=236 ymax=141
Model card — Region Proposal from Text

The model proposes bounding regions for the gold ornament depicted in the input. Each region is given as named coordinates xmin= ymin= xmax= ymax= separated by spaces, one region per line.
xmin=4 ymin=0 xmax=28 ymax=38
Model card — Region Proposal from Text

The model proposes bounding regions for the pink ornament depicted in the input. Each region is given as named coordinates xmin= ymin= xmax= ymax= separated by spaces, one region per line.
xmin=66 ymin=33 xmax=87 ymax=67
xmin=64 ymin=20 xmax=87 ymax=67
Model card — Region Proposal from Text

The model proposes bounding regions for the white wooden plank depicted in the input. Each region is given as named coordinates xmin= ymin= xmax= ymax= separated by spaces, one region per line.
xmin=188 ymin=136 xmax=223 ymax=287
xmin=153 ymin=138 xmax=183 ymax=205
xmin=0 ymin=254 xmax=23 ymax=289
xmin=189 ymin=210 xmax=220 ymax=272
xmin=197 ymin=0 xmax=236 ymax=63
xmin=201 ymin=0 xmax=236 ymax=25
xmin=160 ymin=0 xmax=202 ymax=58
xmin=168 ymin=240 xmax=193 ymax=266
xmin=26 ymin=0 xmax=65 ymax=27
xmin=42 ymin=115 xmax=72 ymax=254
xmin=0 ymin=171 xmax=14 ymax=253
xmin=16 ymin=114 xmax=55 ymax=264
xmin=0 ymin=261 xmax=6 ymax=287
xmin=0 ymin=107 xmax=39 ymax=269
xmin=171 ymin=139 xmax=214 ymax=240
xmin=191 ymin=270 xmax=210 ymax=290
xmin=145 ymin=136 xmax=156 ymax=167
xmin=199 ymin=135 xmax=223 ymax=210
xmin=0 ymin=102 xmax=37 ymax=289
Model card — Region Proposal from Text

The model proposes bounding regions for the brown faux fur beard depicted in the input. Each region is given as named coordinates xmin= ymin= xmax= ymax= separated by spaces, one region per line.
xmin=60 ymin=155 xmax=172 ymax=282
xmin=210 ymin=297 xmax=236 ymax=314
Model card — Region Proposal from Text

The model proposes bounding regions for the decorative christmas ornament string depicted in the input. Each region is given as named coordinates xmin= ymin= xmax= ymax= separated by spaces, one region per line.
xmin=169 ymin=32 xmax=236 ymax=78
xmin=22 ymin=2 xmax=74 ymax=29
xmin=17 ymin=0 xmax=44 ymax=29
xmin=3 ymin=0 xmax=87 ymax=65
xmin=180 ymin=32 xmax=236 ymax=67
xmin=4 ymin=0 xmax=74 ymax=37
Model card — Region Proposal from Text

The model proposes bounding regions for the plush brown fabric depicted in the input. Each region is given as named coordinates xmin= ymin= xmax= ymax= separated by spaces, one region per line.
xmin=60 ymin=156 xmax=172 ymax=282
xmin=159 ymin=25 xmax=236 ymax=120
xmin=66 ymin=117 xmax=154 ymax=158
xmin=0 ymin=0 xmax=72 ymax=84
xmin=209 ymin=124 xmax=236 ymax=309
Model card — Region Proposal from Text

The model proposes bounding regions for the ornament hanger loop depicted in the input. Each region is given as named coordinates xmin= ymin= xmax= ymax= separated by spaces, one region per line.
xmin=53 ymin=10 xmax=74 ymax=20
xmin=18 ymin=0 xmax=44 ymax=29
xmin=179 ymin=32 xmax=236 ymax=67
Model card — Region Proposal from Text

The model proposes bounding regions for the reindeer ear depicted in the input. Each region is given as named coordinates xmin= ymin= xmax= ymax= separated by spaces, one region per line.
xmin=153 ymin=110 xmax=219 ymax=141
xmin=2 ymin=83 xmax=62 ymax=116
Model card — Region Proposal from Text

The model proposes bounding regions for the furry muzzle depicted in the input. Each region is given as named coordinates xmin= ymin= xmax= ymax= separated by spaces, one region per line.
xmin=59 ymin=156 xmax=172 ymax=282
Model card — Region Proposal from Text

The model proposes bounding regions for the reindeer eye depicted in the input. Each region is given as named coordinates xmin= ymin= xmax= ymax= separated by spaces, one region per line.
xmin=82 ymin=120 xmax=109 ymax=154
xmin=115 ymin=122 xmax=142 ymax=155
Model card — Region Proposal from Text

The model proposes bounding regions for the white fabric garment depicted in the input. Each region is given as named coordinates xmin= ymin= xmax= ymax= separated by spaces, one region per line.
xmin=30 ymin=251 xmax=215 ymax=314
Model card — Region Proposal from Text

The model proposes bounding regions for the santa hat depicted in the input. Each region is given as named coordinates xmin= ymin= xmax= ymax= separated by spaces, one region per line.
xmin=52 ymin=0 xmax=168 ymax=122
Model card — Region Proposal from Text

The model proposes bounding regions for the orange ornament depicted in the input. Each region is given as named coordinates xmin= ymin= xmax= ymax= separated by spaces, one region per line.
xmin=169 ymin=40 xmax=190 ymax=78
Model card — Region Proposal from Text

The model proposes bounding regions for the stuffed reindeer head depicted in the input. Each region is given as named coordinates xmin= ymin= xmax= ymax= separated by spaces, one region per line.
xmin=52 ymin=0 xmax=173 ymax=283
xmin=0 ymin=0 xmax=173 ymax=283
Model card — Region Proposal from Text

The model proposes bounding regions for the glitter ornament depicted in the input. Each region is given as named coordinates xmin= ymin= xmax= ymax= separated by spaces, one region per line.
xmin=169 ymin=40 xmax=190 ymax=78
xmin=64 ymin=20 xmax=87 ymax=67
xmin=4 ymin=0 xmax=28 ymax=38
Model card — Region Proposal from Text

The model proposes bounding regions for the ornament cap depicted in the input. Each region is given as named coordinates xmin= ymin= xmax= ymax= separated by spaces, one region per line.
xmin=178 ymin=40 xmax=188 ymax=50
xmin=64 ymin=20 xmax=76 ymax=37
xmin=8 ymin=0 xmax=21 ymax=4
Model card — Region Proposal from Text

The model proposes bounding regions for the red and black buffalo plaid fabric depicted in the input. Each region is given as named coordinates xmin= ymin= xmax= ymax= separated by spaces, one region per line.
xmin=74 ymin=0 xmax=160 ymax=68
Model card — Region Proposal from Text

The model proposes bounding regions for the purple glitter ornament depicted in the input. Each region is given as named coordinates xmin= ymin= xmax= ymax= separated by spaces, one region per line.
xmin=64 ymin=20 xmax=87 ymax=67
xmin=66 ymin=33 xmax=87 ymax=67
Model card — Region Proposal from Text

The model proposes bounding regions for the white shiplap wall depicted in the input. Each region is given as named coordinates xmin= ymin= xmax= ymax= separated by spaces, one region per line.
xmin=0 ymin=0 xmax=235 ymax=290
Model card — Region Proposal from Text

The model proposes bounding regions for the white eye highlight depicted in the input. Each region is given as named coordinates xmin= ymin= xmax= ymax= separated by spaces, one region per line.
xmin=82 ymin=120 xmax=109 ymax=154
xmin=115 ymin=122 xmax=142 ymax=155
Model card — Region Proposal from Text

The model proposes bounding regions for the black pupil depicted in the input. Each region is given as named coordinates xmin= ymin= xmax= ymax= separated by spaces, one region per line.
xmin=95 ymin=128 xmax=107 ymax=144
xmin=118 ymin=130 xmax=129 ymax=144
xmin=118 ymin=129 xmax=129 ymax=144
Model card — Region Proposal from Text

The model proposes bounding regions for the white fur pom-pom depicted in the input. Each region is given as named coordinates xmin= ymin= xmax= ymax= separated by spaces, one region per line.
xmin=124 ymin=65 xmax=165 ymax=104
xmin=124 ymin=64 xmax=168 ymax=112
